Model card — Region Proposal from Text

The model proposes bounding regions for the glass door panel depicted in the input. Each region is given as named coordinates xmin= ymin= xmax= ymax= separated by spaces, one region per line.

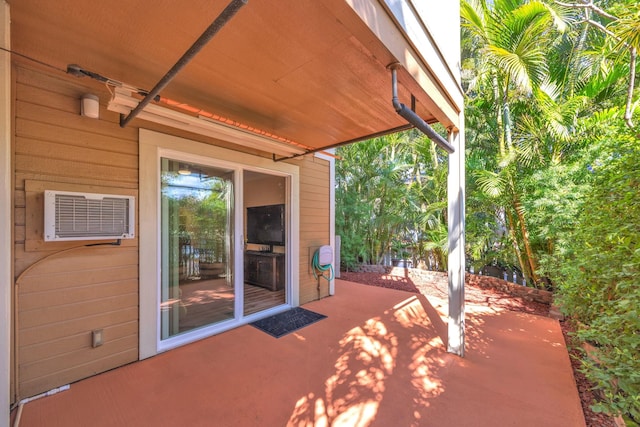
xmin=243 ymin=171 xmax=287 ymax=316
xmin=160 ymin=158 xmax=234 ymax=339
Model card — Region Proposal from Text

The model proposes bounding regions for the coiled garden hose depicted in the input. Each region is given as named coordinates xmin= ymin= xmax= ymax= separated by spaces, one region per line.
xmin=312 ymin=249 xmax=334 ymax=282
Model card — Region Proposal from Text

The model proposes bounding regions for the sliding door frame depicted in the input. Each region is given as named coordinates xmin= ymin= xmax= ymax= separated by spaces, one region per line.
xmin=139 ymin=129 xmax=300 ymax=359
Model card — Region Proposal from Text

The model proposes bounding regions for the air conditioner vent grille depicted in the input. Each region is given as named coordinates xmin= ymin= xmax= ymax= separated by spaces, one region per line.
xmin=55 ymin=195 xmax=131 ymax=238
xmin=44 ymin=191 xmax=135 ymax=241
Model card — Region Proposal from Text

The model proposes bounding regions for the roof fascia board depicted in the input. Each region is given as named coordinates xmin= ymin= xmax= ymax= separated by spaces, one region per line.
xmin=345 ymin=0 xmax=461 ymax=129
xmin=382 ymin=0 xmax=464 ymax=110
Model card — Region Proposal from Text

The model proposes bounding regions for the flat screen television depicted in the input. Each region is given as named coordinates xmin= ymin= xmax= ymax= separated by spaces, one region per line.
xmin=246 ymin=204 xmax=285 ymax=247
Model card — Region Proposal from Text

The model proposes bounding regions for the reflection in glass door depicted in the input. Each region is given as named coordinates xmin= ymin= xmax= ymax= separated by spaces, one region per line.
xmin=160 ymin=158 xmax=234 ymax=339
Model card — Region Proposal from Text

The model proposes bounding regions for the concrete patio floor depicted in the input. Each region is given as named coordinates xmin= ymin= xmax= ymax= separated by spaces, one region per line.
xmin=13 ymin=280 xmax=586 ymax=426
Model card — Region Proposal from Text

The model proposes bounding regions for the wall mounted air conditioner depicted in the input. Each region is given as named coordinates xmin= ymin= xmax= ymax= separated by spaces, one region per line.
xmin=44 ymin=190 xmax=135 ymax=242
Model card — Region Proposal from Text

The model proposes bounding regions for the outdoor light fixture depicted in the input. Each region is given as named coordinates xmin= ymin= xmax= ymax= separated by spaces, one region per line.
xmin=80 ymin=94 xmax=99 ymax=119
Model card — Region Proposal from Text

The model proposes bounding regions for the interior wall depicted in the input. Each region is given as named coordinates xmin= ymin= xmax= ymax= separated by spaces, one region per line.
xmin=244 ymin=173 xmax=286 ymax=208
xmin=241 ymin=158 xmax=331 ymax=304
xmin=244 ymin=172 xmax=286 ymax=252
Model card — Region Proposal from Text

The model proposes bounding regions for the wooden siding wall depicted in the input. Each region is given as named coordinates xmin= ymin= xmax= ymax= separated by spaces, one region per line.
xmin=298 ymin=156 xmax=331 ymax=304
xmin=12 ymin=63 xmax=332 ymax=400
xmin=13 ymin=66 xmax=139 ymax=399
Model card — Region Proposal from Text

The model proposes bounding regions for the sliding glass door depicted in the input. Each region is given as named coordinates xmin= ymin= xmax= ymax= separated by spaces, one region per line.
xmin=139 ymin=130 xmax=301 ymax=358
xmin=160 ymin=158 xmax=234 ymax=339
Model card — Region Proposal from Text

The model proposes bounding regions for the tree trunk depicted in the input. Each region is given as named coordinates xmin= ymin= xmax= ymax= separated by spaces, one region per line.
xmin=624 ymin=47 xmax=636 ymax=128
xmin=512 ymin=192 xmax=540 ymax=286
xmin=505 ymin=208 xmax=528 ymax=281
xmin=503 ymin=102 xmax=513 ymax=150
xmin=492 ymin=73 xmax=506 ymax=157
xmin=430 ymin=140 xmax=439 ymax=169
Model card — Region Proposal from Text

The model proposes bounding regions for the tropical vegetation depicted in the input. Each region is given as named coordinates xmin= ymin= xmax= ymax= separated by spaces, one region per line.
xmin=336 ymin=0 xmax=639 ymax=422
xmin=336 ymin=130 xmax=449 ymax=270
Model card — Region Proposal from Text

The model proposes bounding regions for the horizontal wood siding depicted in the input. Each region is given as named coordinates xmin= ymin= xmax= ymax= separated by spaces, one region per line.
xmin=297 ymin=156 xmax=331 ymax=304
xmin=12 ymin=64 xmax=334 ymax=400
xmin=14 ymin=66 xmax=140 ymax=399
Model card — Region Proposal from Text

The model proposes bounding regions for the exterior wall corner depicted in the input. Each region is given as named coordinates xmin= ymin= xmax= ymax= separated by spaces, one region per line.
xmin=1 ymin=0 xmax=12 ymax=423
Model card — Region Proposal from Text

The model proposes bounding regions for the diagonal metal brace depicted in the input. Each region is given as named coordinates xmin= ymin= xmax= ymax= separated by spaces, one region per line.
xmin=120 ymin=0 xmax=248 ymax=127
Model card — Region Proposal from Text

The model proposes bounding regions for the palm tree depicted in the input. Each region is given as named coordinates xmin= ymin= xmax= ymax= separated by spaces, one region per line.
xmin=461 ymin=0 xmax=569 ymax=284
xmin=336 ymin=133 xmax=411 ymax=266
xmin=335 ymin=130 xmax=450 ymax=270
xmin=555 ymin=0 xmax=639 ymax=128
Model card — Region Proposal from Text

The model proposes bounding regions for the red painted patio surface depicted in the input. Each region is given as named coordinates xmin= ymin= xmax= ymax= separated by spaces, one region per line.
xmin=13 ymin=280 xmax=585 ymax=426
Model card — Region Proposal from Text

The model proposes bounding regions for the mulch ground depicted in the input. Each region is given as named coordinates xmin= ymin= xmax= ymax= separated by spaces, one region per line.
xmin=339 ymin=271 xmax=618 ymax=427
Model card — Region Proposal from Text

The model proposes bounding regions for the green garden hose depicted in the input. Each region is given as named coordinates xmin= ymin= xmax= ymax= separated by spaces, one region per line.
xmin=312 ymin=249 xmax=334 ymax=282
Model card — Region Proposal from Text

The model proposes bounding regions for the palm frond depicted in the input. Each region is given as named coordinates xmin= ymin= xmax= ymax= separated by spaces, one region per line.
xmin=608 ymin=4 xmax=640 ymax=51
xmin=475 ymin=170 xmax=507 ymax=198
xmin=461 ymin=0 xmax=487 ymax=42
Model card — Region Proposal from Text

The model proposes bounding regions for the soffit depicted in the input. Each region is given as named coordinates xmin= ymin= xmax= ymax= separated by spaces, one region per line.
xmin=10 ymin=0 xmax=454 ymax=152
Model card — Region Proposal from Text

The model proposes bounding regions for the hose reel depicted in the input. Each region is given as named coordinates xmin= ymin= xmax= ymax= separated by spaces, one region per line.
xmin=312 ymin=245 xmax=334 ymax=298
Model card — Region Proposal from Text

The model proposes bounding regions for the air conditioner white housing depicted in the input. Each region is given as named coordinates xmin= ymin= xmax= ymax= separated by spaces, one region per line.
xmin=44 ymin=190 xmax=135 ymax=242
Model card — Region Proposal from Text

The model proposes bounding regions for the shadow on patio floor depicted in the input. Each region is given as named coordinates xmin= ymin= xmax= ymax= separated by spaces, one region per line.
xmin=14 ymin=280 xmax=585 ymax=427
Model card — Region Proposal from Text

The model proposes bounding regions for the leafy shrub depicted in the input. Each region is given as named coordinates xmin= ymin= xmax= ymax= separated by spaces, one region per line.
xmin=553 ymin=131 xmax=639 ymax=421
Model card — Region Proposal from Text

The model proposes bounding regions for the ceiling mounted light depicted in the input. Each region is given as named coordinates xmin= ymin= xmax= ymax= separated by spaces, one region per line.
xmin=178 ymin=164 xmax=192 ymax=175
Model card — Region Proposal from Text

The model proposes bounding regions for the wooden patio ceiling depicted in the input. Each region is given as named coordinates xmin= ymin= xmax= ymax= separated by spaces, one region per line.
xmin=10 ymin=0 xmax=457 ymax=154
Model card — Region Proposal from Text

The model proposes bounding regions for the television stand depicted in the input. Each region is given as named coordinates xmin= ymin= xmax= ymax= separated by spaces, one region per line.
xmin=244 ymin=250 xmax=285 ymax=291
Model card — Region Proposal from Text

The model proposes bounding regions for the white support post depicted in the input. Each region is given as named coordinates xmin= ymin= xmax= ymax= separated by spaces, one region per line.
xmin=1 ymin=0 xmax=12 ymax=423
xmin=447 ymin=121 xmax=466 ymax=357
xmin=334 ymin=236 xmax=341 ymax=279
xmin=329 ymin=151 xmax=336 ymax=294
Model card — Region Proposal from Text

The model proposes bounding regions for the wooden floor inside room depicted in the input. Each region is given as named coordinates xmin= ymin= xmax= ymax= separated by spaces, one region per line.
xmin=244 ymin=284 xmax=285 ymax=316
xmin=176 ymin=278 xmax=286 ymax=332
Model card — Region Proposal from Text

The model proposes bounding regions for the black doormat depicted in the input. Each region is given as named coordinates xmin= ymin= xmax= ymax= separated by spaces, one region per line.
xmin=250 ymin=307 xmax=327 ymax=338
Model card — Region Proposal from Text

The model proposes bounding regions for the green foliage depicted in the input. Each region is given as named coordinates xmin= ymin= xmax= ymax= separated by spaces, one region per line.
xmin=549 ymin=125 xmax=640 ymax=420
xmin=462 ymin=0 xmax=574 ymax=284
xmin=463 ymin=0 xmax=639 ymax=418
xmin=341 ymin=1 xmax=638 ymax=415
xmin=335 ymin=130 xmax=449 ymax=270
xmin=163 ymin=172 xmax=231 ymax=264
xmin=608 ymin=3 xmax=640 ymax=51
